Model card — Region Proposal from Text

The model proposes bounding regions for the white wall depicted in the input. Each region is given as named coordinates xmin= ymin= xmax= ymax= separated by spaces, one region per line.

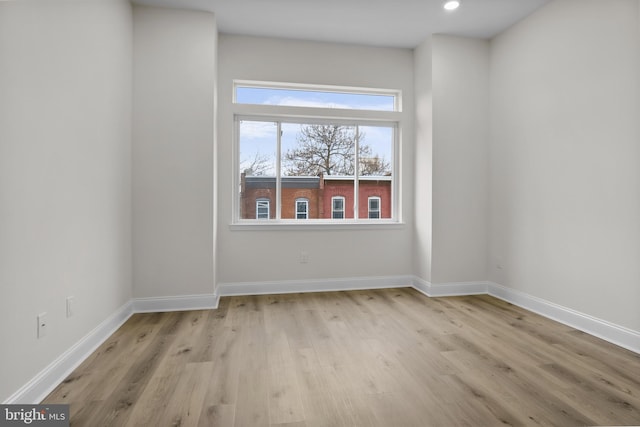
xmin=490 ymin=0 xmax=640 ymax=331
xmin=217 ymin=35 xmax=415 ymax=285
xmin=132 ymin=6 xmax=216 ymax=298
xmin=413 ymin=38 xmax=433 ymax=281
xmin=0 ymin=0 xmax=132 ymax=402
xmin=431 ymin=36 xmax=490 ymax=284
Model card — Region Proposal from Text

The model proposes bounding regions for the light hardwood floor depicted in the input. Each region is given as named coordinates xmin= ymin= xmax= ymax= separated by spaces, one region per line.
xmin=44 ymin=288 xmax=640 ymax=426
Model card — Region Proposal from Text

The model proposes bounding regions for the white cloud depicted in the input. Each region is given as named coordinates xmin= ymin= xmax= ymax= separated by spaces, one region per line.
xmin=262 ymin=95 xmax=393 ymax=111
xmin=239 ymin=120 xmax=277 ymax=140
xmin=263 ymin=95 xmax=351 ymax=109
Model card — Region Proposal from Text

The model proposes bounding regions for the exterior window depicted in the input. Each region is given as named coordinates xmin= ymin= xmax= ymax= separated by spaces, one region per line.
xmin=296 ymin=199 xmax=309 ymax=219
xmin=332 ymin=197 xmax=345 ymax=219
xmin=256 ymin=199 xmax=270 ymax=219
xmin=368 ymin=197 xmax=381 ymax=219
xmin=235 ymin=81 xmax=398 ymax=224
xmin=235 ymin=82 xmax=398 ymax=112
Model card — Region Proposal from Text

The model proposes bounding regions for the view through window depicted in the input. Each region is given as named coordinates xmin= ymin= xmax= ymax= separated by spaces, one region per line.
xmin=235 ymin=85 xmax=396 ymax=111
xmin=235 ymin=83 xmax=398 ymax=223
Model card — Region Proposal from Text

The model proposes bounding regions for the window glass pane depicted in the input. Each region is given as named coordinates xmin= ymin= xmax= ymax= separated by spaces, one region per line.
xmin=282 ymin=123 xmax=357 ymax=176
xmin=296 ymin=199 xmax=308 ymax=219
xmin=239 ymin=121 xmax=277 ymax=220
xmin=236 ymin=86 xmax=395 ymax=111
xmin=257 ymin=199 xmax=270 ymax=219
xmin=281 ymin=123 xmax=355 ymax=219
xmin=368 ymin=197 xmax=380 ymax=219
xmin=332 ymin=197 xmax=345 ymax=219
xmin=360 ymin=180 xmax=390 ymax=219
xmin=358 ymin=126 xmax=392 ymax=219
xmin=358 ymin=126 xmax=393 ymax=177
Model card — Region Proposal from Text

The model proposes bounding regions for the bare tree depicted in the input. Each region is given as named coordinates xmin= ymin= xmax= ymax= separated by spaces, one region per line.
xmin=283 ymin=124 xmax=389 ymax=176
xmin=359 ymin=152 xmax=391 ymax=176
xmin=240 ymin=151 xmax=272 ymax=176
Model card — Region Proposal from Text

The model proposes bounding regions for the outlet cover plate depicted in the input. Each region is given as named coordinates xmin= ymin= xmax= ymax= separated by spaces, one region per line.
xmin=37 ymin=312 xmax=47 ymax=338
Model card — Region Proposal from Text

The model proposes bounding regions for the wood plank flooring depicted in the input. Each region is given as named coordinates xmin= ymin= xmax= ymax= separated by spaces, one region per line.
xmin=43 ymin=288 xmax=640 ymax=426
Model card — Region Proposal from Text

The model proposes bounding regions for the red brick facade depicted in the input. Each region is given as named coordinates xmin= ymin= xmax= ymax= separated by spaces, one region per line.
xmin=358 ymin=179 xmax=392 ymax=219
xmin=240 ymin=174 xmax=391 ymax=219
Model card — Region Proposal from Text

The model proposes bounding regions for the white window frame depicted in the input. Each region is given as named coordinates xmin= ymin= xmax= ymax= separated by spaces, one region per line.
xmin=232 ymin=80 xmax=403 ymax=228
xmin=256 ymin=198 xmax=270 ymax=220
xmin=332 ymin=196 xmax=346 ymax=219
xmin=368 ymin=196 xmax=381 ymax=219
xmin=296 ymin=198 xmax=309 ymax=220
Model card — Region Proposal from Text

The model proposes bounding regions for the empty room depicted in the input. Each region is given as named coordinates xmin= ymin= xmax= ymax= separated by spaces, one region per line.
xmin=1 ymin=0 xmax=639 ymax=425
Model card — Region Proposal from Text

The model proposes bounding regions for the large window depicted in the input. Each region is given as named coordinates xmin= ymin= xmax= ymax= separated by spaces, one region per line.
xmin=235 ymin=82 xmax=399 ymax=224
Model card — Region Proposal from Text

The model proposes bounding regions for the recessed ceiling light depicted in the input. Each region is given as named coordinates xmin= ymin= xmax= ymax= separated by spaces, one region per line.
xmin=444 ymin=0 xmax=461 ymax=11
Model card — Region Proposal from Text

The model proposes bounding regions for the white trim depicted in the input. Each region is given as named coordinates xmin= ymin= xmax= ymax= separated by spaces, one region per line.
xmin=487 ymin=282 xmax=640 ymax=354
xmin=411 ymin=277 xmax=639 ymax=354
xmin=234 ymin=108 xmax=401 ymax=126
xmin=276 ymin=121 xmax=282 ymax=219
xmin=256 ymin=198 xmax=270 ymax=220
xmin=234 ymin=117 xmax=400 ymax=225
xmin=332 ymin=195 xmax=346 ymax=219
xmin=428 ymin=281 xmax=489 ymax=297
xmin=133 ymin=293 xmax=219 ymax=313
xmin=218 ymin=275 xmax=414 ymax=297
xmin=230 ymin=220 xmax=404 ymax=231
xmin=295 ymin=198 xmax=309 ymax=220
xmin=368 ymin=196 xmax=381 ymax=219
xmin=4 ymin=300 xmax=134 ymax=404
xmin=8 ymin=277 xmax=638 ymax=404
xmin=233 ymin=79 xmax=401 ymax=97
xmin=323 ymin=175 xmax=392 ymax=181
xmin=410 ymin=277 xmax=489 ymax=297
xmin=410 ymin=276 xmax=432 ymax=297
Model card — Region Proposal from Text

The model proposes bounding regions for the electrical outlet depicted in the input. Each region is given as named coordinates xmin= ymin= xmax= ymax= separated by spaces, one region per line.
xmin=37 ymin=313 xmax=47 ymax=338
xmin=66 ymin=296 xmax=75 ymax=318
xmin=300 ymin=250 xmax=309 ymax=264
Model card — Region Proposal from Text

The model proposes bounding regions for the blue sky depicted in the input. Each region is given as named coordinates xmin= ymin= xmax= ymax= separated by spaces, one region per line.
xmin=236 ymin=87 xmax=395 ymax=111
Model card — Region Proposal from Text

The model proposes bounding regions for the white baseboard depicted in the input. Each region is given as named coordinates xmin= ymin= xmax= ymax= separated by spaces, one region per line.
xmin=411 ymin=277 xmax=639 ymax=354
xmin=5 ymin=293 xmax=220 ymax=404
xmin=8 ymin=276 xmax=638 ymax=404
xmin=4 ymin=300 xmax=133 ymax=404
xmin=411 ymin=277 xmax=489 ymax=297
xmin=133 ymin=293 xmax=219 ymax=313
xmin=217 ymin=275 xmax=414 ymax=297
xmin=410 ymin=276 xmax=432 ymax=297
xmin=137 ymin=278 xmax=638 ymax=354
xmin=487 ymin=282 xmax=640 ymax=354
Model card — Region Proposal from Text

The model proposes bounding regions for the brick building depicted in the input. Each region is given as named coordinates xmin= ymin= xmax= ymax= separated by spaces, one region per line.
xmin=240 ymin=173 xmax=392 ymax=220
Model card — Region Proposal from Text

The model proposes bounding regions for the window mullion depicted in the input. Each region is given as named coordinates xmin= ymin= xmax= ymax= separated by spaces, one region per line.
xmin=392 ymin=125 xmax=397 ymax=221
xmin=354 ymin=125 xmax=359 ymax=220
xmin=276 ymin=121 xmax=282 ymax=220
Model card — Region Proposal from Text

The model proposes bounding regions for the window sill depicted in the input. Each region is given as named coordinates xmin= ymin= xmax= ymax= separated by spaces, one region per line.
xmin=229 ymin=220 xmax=405 ymax=231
